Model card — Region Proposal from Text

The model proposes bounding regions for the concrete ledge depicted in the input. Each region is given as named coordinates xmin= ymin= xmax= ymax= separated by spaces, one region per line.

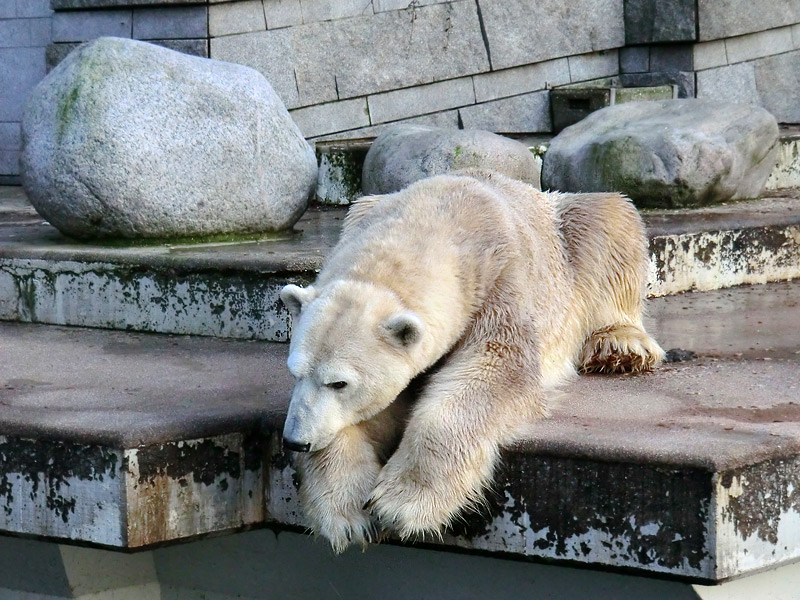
xmin=1 ymin=282 xmax=800 ymax=582
xmin=2 ymin=187 xmax=799 ymax=338
xmin=0 ymin=187 xmax=334 ymax=340
xmin=646 ymin=195 xmax=800 ymax=296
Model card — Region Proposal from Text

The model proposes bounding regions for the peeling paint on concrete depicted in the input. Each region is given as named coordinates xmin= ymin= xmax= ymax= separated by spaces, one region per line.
xmin=4 ymin=221 xmax=799 ymax=339
xmin=124 ymin=433 xmax=265 ymax=548
xmin=445 ymin=456 xmax=715 ymax=579
xmin=0 ymin=436 xmax=125 ymax=546
xmin=765 ymin=138 xmax=800 ymax=190
xmin=0 ymin=433 xmax=266 ymax=548
xmin=0 ymin=258 xmax=296 ymax=341
xmin=647 ymin=225 xmax=800 ymax=297
xmin=259 ymin=424 xmax=800 ymax=582
xmin=714 ymin=457 xmax=800 ymax=579
xmin=2 ymin=188 xmax=800 ymax=337
xmin=264 ymin=433 xmax=304 ymax=528
xmin=262 ymin=437 xmax=717 ymax=579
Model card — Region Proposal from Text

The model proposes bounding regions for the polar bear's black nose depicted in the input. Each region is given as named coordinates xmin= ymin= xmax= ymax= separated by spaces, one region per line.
xmin=283 ymin=438 xmax=311 ymax=453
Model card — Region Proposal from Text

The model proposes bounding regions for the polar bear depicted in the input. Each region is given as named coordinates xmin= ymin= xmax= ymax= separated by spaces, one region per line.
xmin=280 ymin=169 xmax=663 ymax=553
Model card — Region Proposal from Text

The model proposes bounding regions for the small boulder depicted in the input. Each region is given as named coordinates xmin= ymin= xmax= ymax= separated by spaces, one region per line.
xmin=541 ymin=99 xmax=779 ymax=208
xmin=362 ymin=125 xmax=540 ymax=195
xmin=21 ymin=37 xmax=317 ymax=240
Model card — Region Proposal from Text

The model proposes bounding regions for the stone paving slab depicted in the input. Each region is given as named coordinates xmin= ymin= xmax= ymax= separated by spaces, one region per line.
xmin=1 ymin=282 xmax=800 ymax=581
xmin=0 ymin=186 xmax=335 ymax=273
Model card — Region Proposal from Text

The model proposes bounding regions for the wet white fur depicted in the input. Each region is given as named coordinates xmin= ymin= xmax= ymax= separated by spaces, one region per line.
xmin=281 ymin=170 xmax=663 ymax=552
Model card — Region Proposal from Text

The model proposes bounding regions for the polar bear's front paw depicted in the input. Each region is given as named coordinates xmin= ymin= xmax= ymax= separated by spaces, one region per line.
xmin=306 ymin=500 xmax=379 ymax=554
xmin=297 ymin=428 xmax=383 ymax=553
xmin=366 ymin=455 xmax=463 ymax=541
xmin=367 ymin=476 xmax=445 ymax=541
xmin=580 ymin=324 xmax=664 ymax=374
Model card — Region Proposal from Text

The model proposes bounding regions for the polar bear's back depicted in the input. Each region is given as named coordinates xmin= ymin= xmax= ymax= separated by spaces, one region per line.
xmin=318 ymin=172 xmax=578 ymax=364
xmin=324 ymin=171 xmax=567 ymax=291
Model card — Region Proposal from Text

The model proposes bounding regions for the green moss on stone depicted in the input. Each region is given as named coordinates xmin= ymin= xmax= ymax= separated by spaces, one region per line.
xmin=317 ymin=148 xmax=366 ymax=202
xmin=56 ymin=85 xmax=80 ymax=143
xmin=78 ymin=230 xmax=293 ymax=248
xmin=589 ymin=137 xmax=708 ymax=209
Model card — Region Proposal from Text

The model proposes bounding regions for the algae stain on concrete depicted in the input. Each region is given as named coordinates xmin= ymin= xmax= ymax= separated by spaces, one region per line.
xmin=0 ymin=258 xmax=299 ymax=341
xmin=316 ymin=147 xmax=368 ymax=205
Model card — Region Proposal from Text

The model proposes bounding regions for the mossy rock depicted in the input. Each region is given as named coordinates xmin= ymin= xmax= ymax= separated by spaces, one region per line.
xmin=362 ymin=124 xmax=541 ymax=195
xmin=541 ymin=99 xmax=779 ymax=209
xmin=21 ymin=37 xmax=317 ymax=240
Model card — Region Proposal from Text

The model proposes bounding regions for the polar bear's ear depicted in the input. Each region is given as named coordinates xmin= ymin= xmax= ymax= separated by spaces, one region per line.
xmin=381 ymin=312 xmax=424 ymax=348
xmin=280 ymin=284 xmax=317 ymax=317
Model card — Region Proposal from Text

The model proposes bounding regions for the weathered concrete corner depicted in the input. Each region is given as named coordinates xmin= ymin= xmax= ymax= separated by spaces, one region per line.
xmin=0 ymin=433 xmax=265 ymax=549
xmin=124 ymin=433 xmax=266 ymax=548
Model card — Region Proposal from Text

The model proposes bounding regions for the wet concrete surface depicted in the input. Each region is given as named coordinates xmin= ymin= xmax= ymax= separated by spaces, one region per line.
xmin=642 ymin=194 xmax=800 ymax=237
xmin=0 ymin=281 xmax=798 ymax=470
xmin=0 ymin=322 xmax=292 ymax=446
xmin=515 ymin=280 xmax=800 ymax=470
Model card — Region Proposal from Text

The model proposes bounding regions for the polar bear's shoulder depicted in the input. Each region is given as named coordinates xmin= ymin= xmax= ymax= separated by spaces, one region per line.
xmin=343 ymin=194 xmax=384 ymax=234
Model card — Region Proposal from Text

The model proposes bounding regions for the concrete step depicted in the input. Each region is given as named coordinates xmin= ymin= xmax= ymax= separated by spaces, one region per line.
xmin=1 ymin=186 xmax=799 ymax=340
xmin=317 ymin=125 xmax=800 ymax=205
xmin=1 ymin=281 xmax=799 ymax=583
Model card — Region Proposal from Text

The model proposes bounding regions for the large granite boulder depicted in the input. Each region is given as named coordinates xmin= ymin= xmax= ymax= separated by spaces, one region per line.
xmin=541 ymin=99 xmax=779 ymax=208
xmin=21 ymin=37 xmax=317 ymax=240
xmin=362 ymin=125 xmax=540 ymax=195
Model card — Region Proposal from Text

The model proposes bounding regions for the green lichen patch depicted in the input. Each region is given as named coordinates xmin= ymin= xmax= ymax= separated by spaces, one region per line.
xmin=75 ymin=230 xmax=295 ymax=248
xmin=56 ymin=84 xmax=80 ymax=143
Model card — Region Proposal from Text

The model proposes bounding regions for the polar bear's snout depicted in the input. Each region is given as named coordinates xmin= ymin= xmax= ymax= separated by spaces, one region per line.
xmin=282 ymin=394 xmax=316 ymax=452
xmin=282 ymin=438 xmax=311 ymax=453
xmin=283 ymin=377 xmax=349 ymax=453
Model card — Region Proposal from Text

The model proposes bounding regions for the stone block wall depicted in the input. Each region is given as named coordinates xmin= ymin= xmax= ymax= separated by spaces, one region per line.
xmin=624 ymin=0 xmax=800 ymax=123
xmin=1 ymin=1 xmax=212 ymax=182
xmin=46 ymin=4 xmax=210 ymax=66
xmin=694 ymin=27 xmax=800 ymax=123
xmin=1 ymin=0 xmax=799 ymax=180
xmin=210 ymin=0 xmax=624 ymax=141
xmin=0 ymin=0 xmax=53 ymax=184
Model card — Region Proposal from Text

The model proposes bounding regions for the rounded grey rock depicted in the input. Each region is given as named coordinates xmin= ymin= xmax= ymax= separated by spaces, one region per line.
xmin=21 ymin=37 xmax=317 ymax=239
xmin=541 ymin=99 xmax=779 ymax=208
xmin=362 ymin=125 xmax=540 ymax=195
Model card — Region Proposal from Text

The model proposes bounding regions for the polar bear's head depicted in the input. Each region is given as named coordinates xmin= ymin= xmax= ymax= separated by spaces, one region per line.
xmin=280 ymin=280 xmax=424 ymax=452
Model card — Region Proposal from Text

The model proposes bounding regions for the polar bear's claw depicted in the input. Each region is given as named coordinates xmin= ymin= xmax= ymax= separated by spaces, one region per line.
xmin=314 ymin=508 xmax=380 ymax=554
xmin=580 ymin=324 xmax=665 ymax=374
xmin=296 ymin=428 xmax=385 ymax=553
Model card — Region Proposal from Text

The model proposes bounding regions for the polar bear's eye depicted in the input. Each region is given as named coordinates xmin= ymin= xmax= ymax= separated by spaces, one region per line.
xmin=326 ymin=381 xmax=348 ymax=390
